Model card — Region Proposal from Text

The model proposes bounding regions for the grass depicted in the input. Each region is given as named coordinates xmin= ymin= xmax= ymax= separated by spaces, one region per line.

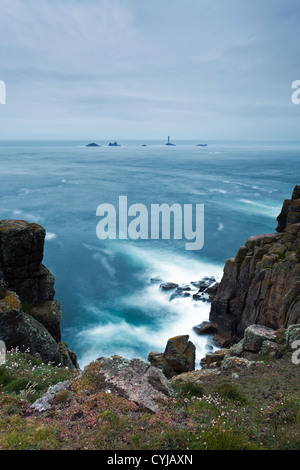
xmin=0 ymin=351 xmax=299 ymax=450
xmin=0 ymin=349 xmax=77 ymax=403
xmin=215 ymin=382 xmax=247 ymax=404
xmin=172 ymin=381 xmax=204 ymax=398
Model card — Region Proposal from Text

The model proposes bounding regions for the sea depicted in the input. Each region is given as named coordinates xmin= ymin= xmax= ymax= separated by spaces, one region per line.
xmin=0 ymin=139 xmax=299 ymax=368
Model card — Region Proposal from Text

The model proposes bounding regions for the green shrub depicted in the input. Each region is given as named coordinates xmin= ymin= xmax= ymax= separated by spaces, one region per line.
xmin=172 ymin=381 xmax=204 ymax=398
xmin=215 ymin=382 xmax=247 ymax=404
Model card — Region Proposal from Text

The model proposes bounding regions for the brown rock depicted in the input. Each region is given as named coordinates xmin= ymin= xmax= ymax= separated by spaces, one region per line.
xmin=209 ymin=186 xmax=300 ymax=345
xmin=148 ymin=335 xmax=196 ymax=378
xmin=0 ymin=220 xmax=55 ymax=305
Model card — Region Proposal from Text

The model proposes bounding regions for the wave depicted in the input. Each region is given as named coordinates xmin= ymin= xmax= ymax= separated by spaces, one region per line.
xmin=238 ymin=198 xmax=280 ymax=218
xmin=45 ymin=232 xmax=57 ymax=241
xmin=74 ymin=243 xmax=223 ymax=369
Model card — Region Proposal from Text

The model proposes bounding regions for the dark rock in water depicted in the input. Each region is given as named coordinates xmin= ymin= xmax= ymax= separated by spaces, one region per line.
xmin=193 ymin=321 xmax=217 ymax=336
xmin=160 ymin=282 xmax=179 ymax=291
xmin=148 ymin=335 xmax=196 ymax=379
xmin=177 ymin=284 xmax=191 ymax=292
xmin=193 ymin=292 xmax=210 ymax=302
xmin=108 ymin=141 xmax=121 ymax=147
xmin=169 ymin=284 xmax=192 ymax=301
xmin=86 ymin=143 xmax=100 ymax=147
xmin=196 ymin=144 xmax=208 ymax=147
xmin=142 ymin=144 xmax=147 ymax=147
xmin=150 ymin=277 xmax=162 ymax=284
xmin=191 ymin=277 xmax=216 ymax=293
xmin=169 ymin=291 xmax=191 ymax=301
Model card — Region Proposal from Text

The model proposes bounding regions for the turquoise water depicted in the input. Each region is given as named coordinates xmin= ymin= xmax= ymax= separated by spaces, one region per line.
xmin=0 ymin=140 xmax=299 ymax=367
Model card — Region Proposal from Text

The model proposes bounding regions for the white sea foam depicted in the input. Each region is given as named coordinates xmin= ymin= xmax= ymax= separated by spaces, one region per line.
xmin=208 ymin=188 xmax=227 ymax=194
xmin=12 ymin=209 xmax=41 ymax=223
xmin=238 ymin=198 xmax=280 ymax=217
xmin=45 ymin=232 xmax=57 ymax=241
xmin=75 ymin=243 xmax=223 ymax=369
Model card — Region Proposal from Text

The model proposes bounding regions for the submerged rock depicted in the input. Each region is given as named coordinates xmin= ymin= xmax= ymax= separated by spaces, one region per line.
xmin=159 ymin=282 xmax=179 ymax=291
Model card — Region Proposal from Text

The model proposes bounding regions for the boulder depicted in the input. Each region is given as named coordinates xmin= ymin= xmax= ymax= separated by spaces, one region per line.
xmin=81 ymin=356 xmax=174 ymax=413
xmin=148 ymin=335 xmax=196 ymax=379
xmin=221 ymin=356 xmax=265 ymax=371
xmin=243 ymin=325 xmax=277 ymax=353
xmin=159 ymin=282 xmax=179 ymax=291
xmin=147 ymin=352 xmax=175 ymax=379
xmin=286 ymin=324 xmax=300 ymax=347
xmin=191 ymin=277 xmax=216 ymax=292
xmin=163 ymin=335 xmax=195 ymax=374
xmin=0 ymin=289 xmax=61 ymax=365
xmin=193 ymin=321 xmax=217 ymax=336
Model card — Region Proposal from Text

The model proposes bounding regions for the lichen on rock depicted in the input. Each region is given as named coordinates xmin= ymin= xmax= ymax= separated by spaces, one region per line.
xmin=0 ymin=220 xmax=78 ymax=369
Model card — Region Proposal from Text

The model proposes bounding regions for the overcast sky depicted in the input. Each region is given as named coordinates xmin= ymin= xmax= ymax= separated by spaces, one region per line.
xmin=0 ymin=0 xmax=299 ymax=140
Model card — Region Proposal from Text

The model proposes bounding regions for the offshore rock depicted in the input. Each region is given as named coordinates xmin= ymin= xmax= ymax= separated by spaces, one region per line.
xmin=209 ymin=186 xmax=300 ymax=346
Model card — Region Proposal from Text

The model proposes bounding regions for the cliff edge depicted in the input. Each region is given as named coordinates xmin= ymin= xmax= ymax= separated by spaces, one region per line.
xmin=208 ymin=185 xmax=300 ymax=347
xmin=0 ymin=220 xmax=78 ymax=368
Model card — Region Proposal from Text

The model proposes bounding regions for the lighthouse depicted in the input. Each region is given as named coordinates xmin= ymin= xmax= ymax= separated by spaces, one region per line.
xmin=165 ymin=136 xmax=176 ymax=146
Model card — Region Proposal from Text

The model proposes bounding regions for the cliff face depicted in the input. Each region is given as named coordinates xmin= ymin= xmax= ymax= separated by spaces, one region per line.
xmin=0 ymin=220 xmax=78 ymax=368
xmin=209 ymin=185 xmax=300 ymax=346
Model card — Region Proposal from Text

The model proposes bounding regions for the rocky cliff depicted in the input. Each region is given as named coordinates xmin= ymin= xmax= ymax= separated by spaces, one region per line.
xmin=0 ymin=220 xmax=78 ymax=368
xmin=207 ymin=185 xmax=300 ymax=347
